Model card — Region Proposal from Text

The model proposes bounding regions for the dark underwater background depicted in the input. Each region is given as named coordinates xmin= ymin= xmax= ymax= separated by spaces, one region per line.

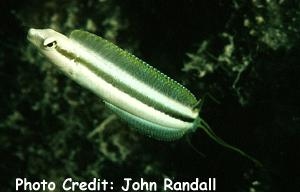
xmin=1 ymin=0 xmax=299 ymax=191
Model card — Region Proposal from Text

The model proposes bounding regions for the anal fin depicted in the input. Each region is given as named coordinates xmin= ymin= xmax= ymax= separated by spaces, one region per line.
xmin=104 ymin=102 xmax=188 ymax=141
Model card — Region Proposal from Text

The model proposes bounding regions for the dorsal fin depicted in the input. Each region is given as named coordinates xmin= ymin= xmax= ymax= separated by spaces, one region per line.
xmin=69 ymin=30 xmax=197 ymax=107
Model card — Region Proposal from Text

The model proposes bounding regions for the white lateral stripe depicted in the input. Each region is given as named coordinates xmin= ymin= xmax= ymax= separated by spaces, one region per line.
xmin=73 ymin=58 xmax=194 ymax=129
xmin=44 ymin=47 xmax=194 ymax=129
xmin=71 ymin=40 xmax=198 ymax=119
xmin=45 ymin=47 xmax=194 ymax=129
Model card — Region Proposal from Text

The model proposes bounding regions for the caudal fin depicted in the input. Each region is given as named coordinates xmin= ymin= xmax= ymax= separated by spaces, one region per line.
xmin=196 ymin=118 xmax=263 ymax=167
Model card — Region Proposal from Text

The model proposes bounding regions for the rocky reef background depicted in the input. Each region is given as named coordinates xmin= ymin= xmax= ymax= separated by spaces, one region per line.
xmin=1 ymin=0 xmax=299 ymax=191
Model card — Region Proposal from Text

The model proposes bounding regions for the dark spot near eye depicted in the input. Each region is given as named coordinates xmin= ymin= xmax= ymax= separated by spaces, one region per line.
xmin=46 ymin=41 xmax=57 ymax=48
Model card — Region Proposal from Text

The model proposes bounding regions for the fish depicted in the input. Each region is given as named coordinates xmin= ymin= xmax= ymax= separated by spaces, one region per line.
xmin=27 ymin=28 xmax=262 ymax=166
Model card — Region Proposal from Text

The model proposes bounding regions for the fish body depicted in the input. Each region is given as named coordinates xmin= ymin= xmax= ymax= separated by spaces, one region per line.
xmin=27 ymin=28 xmax=262 ymax=165
xmin=27 ymin=28 xmax=199 ymax=140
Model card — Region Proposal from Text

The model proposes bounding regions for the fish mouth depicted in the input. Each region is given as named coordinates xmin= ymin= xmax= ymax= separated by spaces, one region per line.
xmin=27 ymin=28 xmax=45 ymax=47
xmin=27 ymin=28 xmax=37 ymax=43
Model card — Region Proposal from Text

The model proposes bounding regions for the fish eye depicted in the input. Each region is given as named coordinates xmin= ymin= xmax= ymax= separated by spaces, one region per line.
xmin=43 ymin=37 xmax=57 ymax=49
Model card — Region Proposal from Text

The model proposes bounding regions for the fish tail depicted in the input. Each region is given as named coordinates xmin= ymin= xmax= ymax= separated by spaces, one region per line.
xmin=195 ymin=117 xmax=263 ymax=167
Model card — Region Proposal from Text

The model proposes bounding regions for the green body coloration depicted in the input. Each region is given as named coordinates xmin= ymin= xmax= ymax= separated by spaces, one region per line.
xmin=70 ymin=30 xmax=197 ymax=107
xmin=27 ymin=28 xmax=262 ymax=166
xmin=70 ymin=30 xmax=198 ymax=122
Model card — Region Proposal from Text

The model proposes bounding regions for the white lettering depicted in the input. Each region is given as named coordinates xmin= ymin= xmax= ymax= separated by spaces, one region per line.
xmin=32 ymin=182 xmax=40 ymax=191
xmin=122 ymin=178 xmax=156 ymax=191
xmin=48 ymin=182 xmax=56 ymax=191
xmin=163 ymin=178 xmax=216 ymax=191
xmin=173 ymin=182 xmax=181 ymax=190
xmin=190 ymin=178 xmax=198 ymax=190
xmin=199 ymin=181 xmax=207 ymax=191
xmin=15 ymin=178 xmax=56 ymax=191
xmin=62 ymin=178 xmax=72 ymax=191
xmin=79 ymin=182 xmax=87 ymax=190
xmin=62 ymin=178 xmax=109 ymax=191
xmin=122 ymin=178 xmax=131 ymax=191
xmin=15 ymin=178 xmax=23 ymax=191
xmin=163 ymin=178 xmax=173 ymax=190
